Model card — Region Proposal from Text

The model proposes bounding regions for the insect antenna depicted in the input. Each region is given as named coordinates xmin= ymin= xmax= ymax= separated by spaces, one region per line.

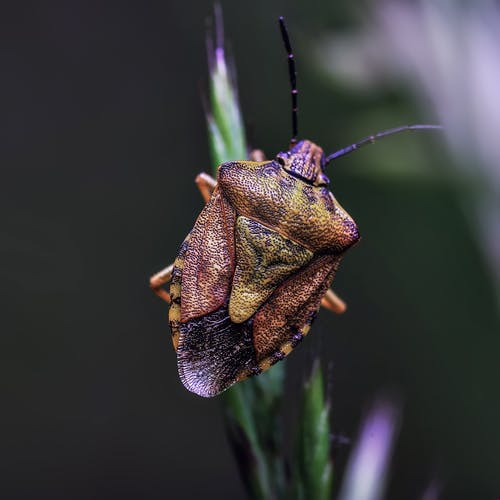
xmin=279 ymin=17 xmax=298 ymax=146
xmin=324 ymin=124 xmax=443 ymax=164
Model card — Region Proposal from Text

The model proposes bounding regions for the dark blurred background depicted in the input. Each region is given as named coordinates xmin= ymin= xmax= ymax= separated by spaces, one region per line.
xmin=2 ymin=1 xmax=499 ymax=499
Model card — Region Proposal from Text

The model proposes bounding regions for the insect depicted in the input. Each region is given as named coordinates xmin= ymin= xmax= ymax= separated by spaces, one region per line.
xmin=150 ymin=17 xmax=441 ymax=397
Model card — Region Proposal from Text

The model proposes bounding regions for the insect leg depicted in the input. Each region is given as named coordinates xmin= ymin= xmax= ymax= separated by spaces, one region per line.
xmin=249 ymin=149 xmax=267 ymax=161
xmin=150 ymin=174 xmax=215 ymax=303
xmin=321 ymin=288 xmax=347 ymax=314
xmin=150 ymin=264 xmax=174 ymax=304
xmin=195 ymin=172 xmax=217 ymax=203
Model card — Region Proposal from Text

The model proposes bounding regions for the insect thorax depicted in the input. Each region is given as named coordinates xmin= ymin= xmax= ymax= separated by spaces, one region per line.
xmin=217 ymin=142 xmax=359 ymax=255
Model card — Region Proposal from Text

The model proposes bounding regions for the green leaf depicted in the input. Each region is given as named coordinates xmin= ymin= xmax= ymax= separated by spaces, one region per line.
xmin=292 ymin=361 xmax=333 ymax=500
xmin=207 ymin=44 xmax=247 ymax=167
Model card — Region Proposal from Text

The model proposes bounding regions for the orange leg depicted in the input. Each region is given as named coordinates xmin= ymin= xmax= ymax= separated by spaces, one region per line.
xmin=195 ymin=172 xmax=217 ymax=203
xmin=150 ymin=264 xmax=174 ymax=304
xmin=150 ymin=173 xmax=217 ymax=303
xmin=250 ymin=149 xmax=267 ymax=162
xmin=321 ymin=288 xmax=347 ymax=314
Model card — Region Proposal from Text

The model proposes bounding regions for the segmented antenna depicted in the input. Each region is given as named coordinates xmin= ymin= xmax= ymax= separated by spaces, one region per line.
xmin=325 ymin=124 xmax=443 ymax=164
xmin=279 ymin=17 xmax=298 ymax=145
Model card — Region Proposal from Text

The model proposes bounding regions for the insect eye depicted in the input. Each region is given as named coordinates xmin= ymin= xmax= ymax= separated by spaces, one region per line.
xmin=276 ymin=156 xmax=285 ymax=166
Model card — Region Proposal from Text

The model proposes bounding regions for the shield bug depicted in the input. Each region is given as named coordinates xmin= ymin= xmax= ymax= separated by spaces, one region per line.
xmin=150 ymin=17 xmax=442 ymax=397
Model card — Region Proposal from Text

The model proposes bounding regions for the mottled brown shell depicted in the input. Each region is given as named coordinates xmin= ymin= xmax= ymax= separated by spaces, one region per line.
xmin=170 ymin=140 xmax=359 ymax=397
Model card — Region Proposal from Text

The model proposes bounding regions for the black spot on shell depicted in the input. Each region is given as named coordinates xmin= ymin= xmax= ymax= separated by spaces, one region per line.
xmin=270 ymin=350 xmax=285 ymax=365
xmin=291 ymin=332 xmax=303 ymax=347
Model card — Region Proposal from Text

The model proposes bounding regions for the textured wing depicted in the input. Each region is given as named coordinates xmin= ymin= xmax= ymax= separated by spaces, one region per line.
xmin=250 ymin=253 xmax=342 ymax=368
xmin=169 ymin=188 xmax=235 ymax=352
xmin=179 ymin=188 xmax=236 ymax=323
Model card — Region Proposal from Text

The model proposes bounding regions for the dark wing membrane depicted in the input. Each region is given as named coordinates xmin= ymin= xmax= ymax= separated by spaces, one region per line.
xmin=251 ymin=253 xmax=343 ymax=365
xmin=177 ymin=306 xmax=257 ymax=397
xmin=179 ymin=189 xmax=236 ymax=323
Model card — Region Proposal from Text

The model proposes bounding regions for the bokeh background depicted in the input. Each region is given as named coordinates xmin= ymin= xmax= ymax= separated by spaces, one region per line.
xmin=2 ymin=1 xmax=499 ymax=499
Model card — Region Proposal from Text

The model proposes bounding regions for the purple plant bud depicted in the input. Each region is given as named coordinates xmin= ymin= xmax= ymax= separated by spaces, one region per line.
xmin=338 ymin=398 xmax=400 ymax=500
